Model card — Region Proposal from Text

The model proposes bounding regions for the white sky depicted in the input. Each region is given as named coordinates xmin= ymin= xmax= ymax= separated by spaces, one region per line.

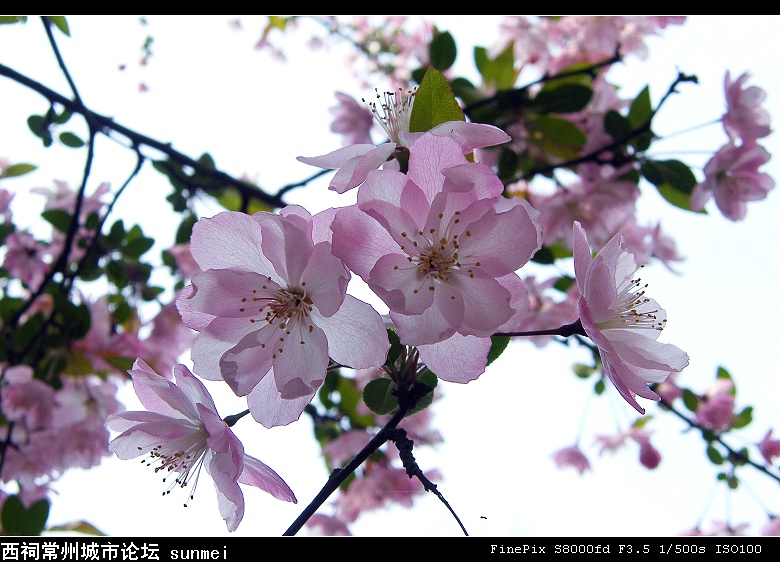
xmin=0 ymin=15 xmax=779 ymax=537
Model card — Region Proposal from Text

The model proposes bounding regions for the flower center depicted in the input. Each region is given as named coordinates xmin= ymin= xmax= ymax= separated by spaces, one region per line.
xmin=239 ymin=278 xmax=312 ymax=328
xmin=604 ymin=268 xmax=667 ymax=331
xmin=364 ymin=87 xmax=416 ymax=145
xmin=139 ymin=425 xmax=208 ymax=507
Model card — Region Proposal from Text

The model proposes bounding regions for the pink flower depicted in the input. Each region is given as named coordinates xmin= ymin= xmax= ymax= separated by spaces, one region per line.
xmin=693 ymin=378 xmax=735 ymax=431
xmin=105 ymin=359 xmax=296 ymax=532
xmin=297 ymin=88 xmax=510 ymax=193
xmin=551 ymin=445 xmax=591 ymax=475
xmin=722 ymin=71 xmax=771 ymax=143
xmin=330 ymin=91 xmax=374 ymax=146
xmin=759 ymin=429 xmax=780 ymax=465
xmin=3 ymin=232 xmax=51 ymax=291
xmin=176 ymin=205 xmax=389 ymax=427
xmin=632 ymin=430 xmax=662 ymax=469
xmin=572 ymin=221 xmax=689 ymax=414
xmin=691 ymin=141 xmax=774 ymax=221
xmin=331 ymin=134 xmax=542 ymax=382
xmin=531 ymin=163 xmax=639 ymax=250
xmin=305 ymin=514 xmax=352 ymax=536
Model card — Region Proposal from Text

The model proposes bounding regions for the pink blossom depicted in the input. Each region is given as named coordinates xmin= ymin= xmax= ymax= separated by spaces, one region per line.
xmin=655 ymin=372 xmax=684 ymax=405
xmin=330 ymin=91 xmax=374 ymax=146
xmin=297 ymin=88 xmax=510 ymax=193
xmin=694 ymin=378 xmax=735 ymax=431
xmin=722 ymin=71 xmax=771 ymax=142
xmin=166 ymin=242 xmax=202 ymax=278
xmin=0 ymin=365 xmax=57 ymax=432
xmin=105 ymin=359 xmax=296 ymax=532
xmin=691 ymin=141 xmax=774 ymax=221
xmin=176 ymin=205 xmax=389 ymax=428
xmin=551 ymin=445 xmax=591 ymax=475
xmin=572 ymin=221 xmax=689 ymax=414
xmin=531 ymin=163 xmax=639 ymax=250
xmin=334 ymin=462 xmax=436 ymax=523
xmin=72 ymin=295 xmax=148 ymax=377
xmin=632 ymin=430 xmax=662 ymax=469
xmin=141 ymin=299 xmax=197 ymax=377
xmin=305 ymin=514 xmax=352 ymax=536
xmin=514 ymin=275 xmax=579 ymax=348
xmin=594 ymin=427 xmax=661 ymax=469
xmin=620 ymin=221 xmax=684 ymax=274
xmin=331 ymin=134 xmax=541 ymax=382
xmin=759 ymin=429 xmax=780 ymax=465
xmin=3 ymin=231 xmax=51 ymax=291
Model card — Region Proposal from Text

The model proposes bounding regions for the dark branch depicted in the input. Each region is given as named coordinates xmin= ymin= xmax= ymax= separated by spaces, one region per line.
xmin=0 ymin=62 xmax=287 ymax=210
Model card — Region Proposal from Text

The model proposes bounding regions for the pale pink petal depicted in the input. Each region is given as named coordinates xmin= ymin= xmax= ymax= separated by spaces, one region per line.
xmin=311 ymin=295 xmax=389 ymax=369
xmin=239 ymin=455 xmax=297 ymax=503
xmin=416 ymin=334 xmax=492 ymax=383
xmin=189 ymin=211 xmax=276 ymax=276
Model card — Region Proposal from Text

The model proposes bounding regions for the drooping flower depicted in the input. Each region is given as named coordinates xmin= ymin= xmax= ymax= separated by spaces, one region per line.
xmin=722 ymin=70 xmax=771 ymax=143
xmin=691 ymin=141 xmax=774 ymax=221
xmin=105 ymin=359 xmax=296 ymax=532
xmin=176 ymin=205 xmax=389 ymax=427
xmin=572 ymin=221 xmax=689 ymax=414
xmin=551 ymin=445 xmax=591 ymax=475
xmin=759 ymin=429 xmax=780 ymax=465
xmin=297 ymin=88 xmax=511 ymax=193
xmin=331 ymin=134 xmax=542 ymax=382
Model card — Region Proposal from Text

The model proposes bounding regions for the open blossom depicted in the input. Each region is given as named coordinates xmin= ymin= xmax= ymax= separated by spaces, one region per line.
xmin=331 ymin=134 xmax=542 ymax=382
xmin=297 ymin=88 xmax=511 ymax=193
xmin=105 ymin=359 xmax=296 ymax=532
xmin=722 ymin=71 xmax=771 ymax=143
xmin=572 ymin=221 xmax=689 ymax=414
xmin=176 ymin=205 xmax=389 ymax=428
xmin=691 ymin=141 xmax=774 ymax=221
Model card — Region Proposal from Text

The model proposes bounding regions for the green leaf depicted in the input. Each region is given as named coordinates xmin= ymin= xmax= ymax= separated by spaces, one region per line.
xmin=123 ymin=236 xmax=155 ymax=259
xmin=1 ymin=495 xmax=49 ymax=536
xmin=362 ymin=378 xmax=398 ymax=415
xmin=46 ymin=16 xmax=70 ymax=36
xmin=384 ymin=328 xmax=403 ymax=369
xmin=628 ymin=86 xmax=652 ymax=128
xmin=59 ymin=131 xmax=85 ymax=148
xmin=604 ymin=110 xmax=631 ymax=140
xmin=406 ymin=381 xmax=435 ymax=416
xmin=27 ymin=114 xmax=46 ymax=136
xmin=681 ymin=388 xmax=699 ymax=412
xmin=573 ymin=363 xmax=595 ymax=379
xmin=429 ymin=30 xmax=456 ymax=71
xmin=732 ymin=406 xmax=753 ymax=429
xmin=474 ymin=44 xmax=517 ymax=91
xmin=533 ymin=83 xmax=593 ymax=114
xmin=706 ymin=445 xmax=724 ymax=465
xmin=0 ymin=16 xmax=27 ymax=25
xmin=43 ymin=207 xmax=74 ymax=232
xmin=409 ymin=67 xmax=465 ymax=133
xmin=0 ymin=163 xmax=37 ymax=179
xmin=642 ymin=159 xmax=701 ymax=212
xmin=716 ymin=366 xmax=732 ymax=381
xmin=487 ymin=335 xmax=510 ymax=366
xmin=531 ymin=114 xmax=586 ymax=150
